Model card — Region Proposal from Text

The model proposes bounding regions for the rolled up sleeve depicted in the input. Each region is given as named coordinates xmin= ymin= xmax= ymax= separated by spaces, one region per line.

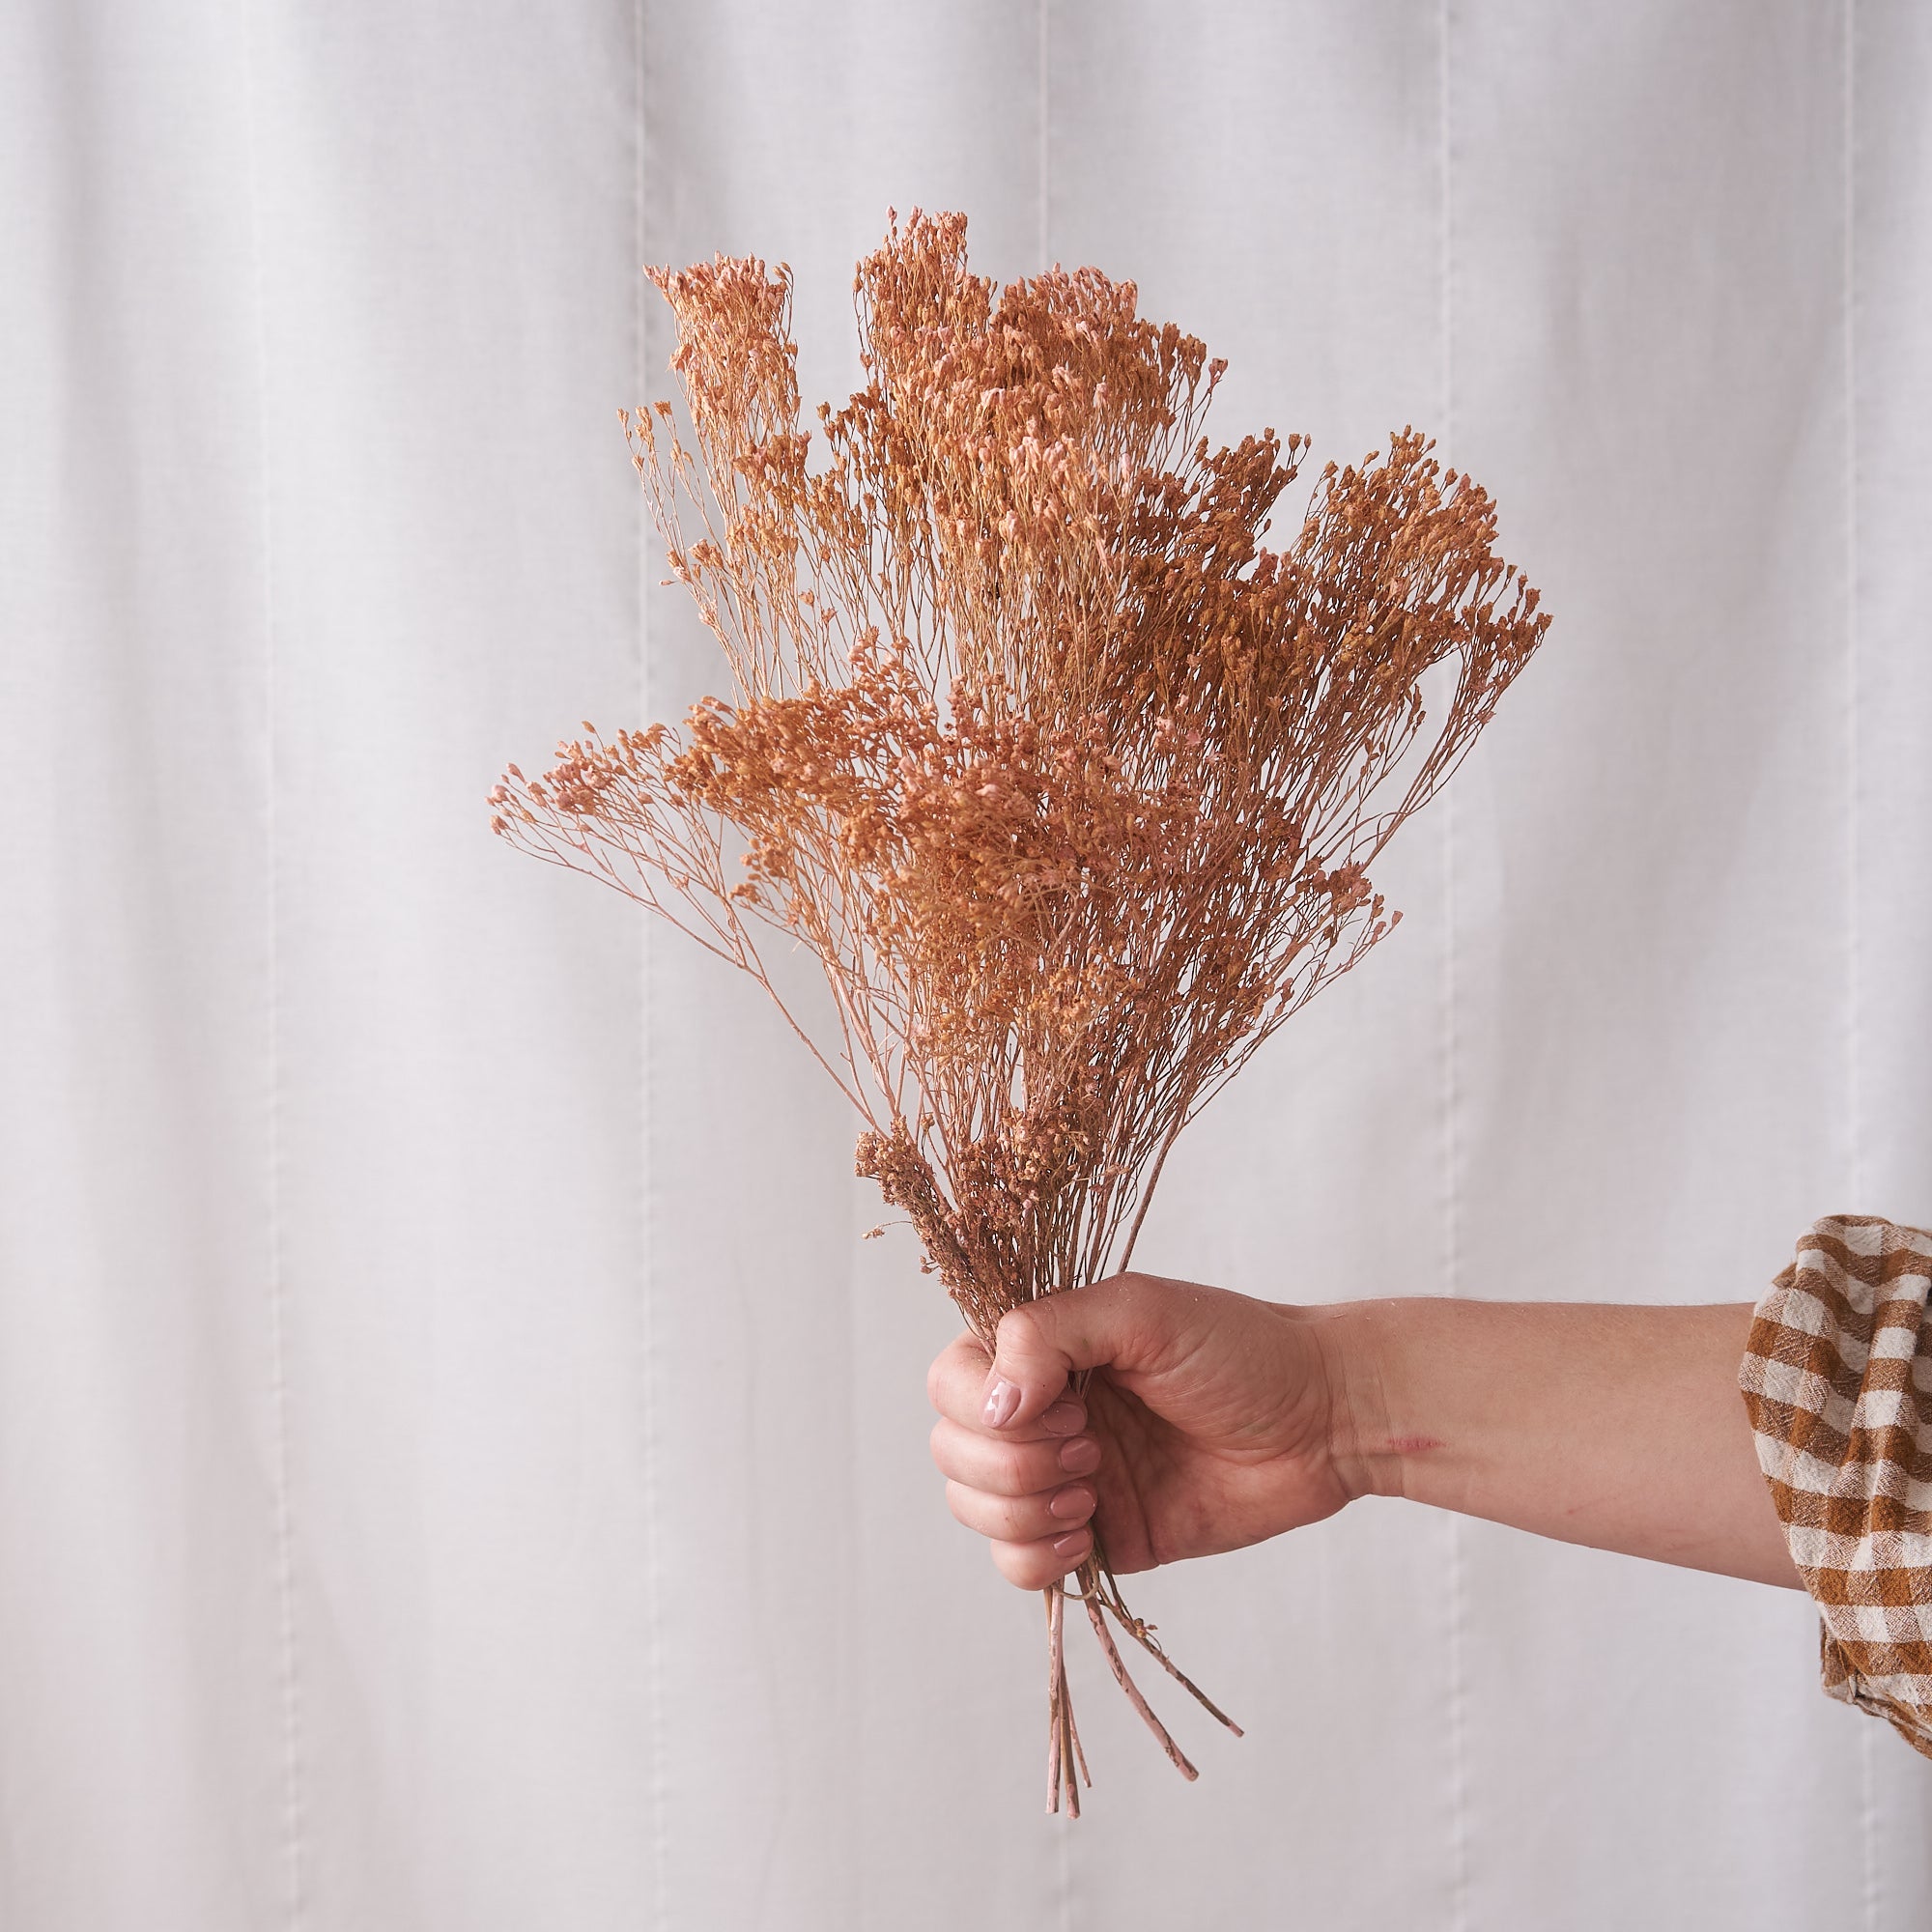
xmin=1739 ymin=1214 xmax=1932 ymax=1757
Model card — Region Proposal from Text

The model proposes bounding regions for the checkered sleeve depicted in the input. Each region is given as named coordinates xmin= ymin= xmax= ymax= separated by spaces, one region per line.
xmin=1738 ymin=1214 xmax=1932 ymax=1756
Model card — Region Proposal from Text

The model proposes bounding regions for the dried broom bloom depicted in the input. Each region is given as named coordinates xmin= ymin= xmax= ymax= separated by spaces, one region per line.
xmin=493 ymin=210 xmax=1548 ymax=1811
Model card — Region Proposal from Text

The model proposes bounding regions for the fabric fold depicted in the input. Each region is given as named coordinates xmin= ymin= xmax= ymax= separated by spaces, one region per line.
xmin=1741 ymin=1213 xmax=1932 ymax=1756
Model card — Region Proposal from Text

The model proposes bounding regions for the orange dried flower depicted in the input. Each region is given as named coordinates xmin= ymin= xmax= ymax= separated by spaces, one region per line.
xmin=495 ymin=210 xmax=1549 ymax=1810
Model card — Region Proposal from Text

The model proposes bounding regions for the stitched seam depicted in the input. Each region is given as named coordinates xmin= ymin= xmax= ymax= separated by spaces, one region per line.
xmin=1438 ymin=7 xmax=1471 ymax=1927
xmin=634 ymin=6 xmax=669 ymax=1924
xmin=1842 ymin=4 xmax=1880 ymax=1926
xmin=239 ymin=5 xmax=305 ymax=1922
xmin=1039 ymin=6 xmax=1075 ymax=1918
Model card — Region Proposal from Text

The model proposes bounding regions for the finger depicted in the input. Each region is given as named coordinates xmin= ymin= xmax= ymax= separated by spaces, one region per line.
xmin=945 ymin=1475 xmax=1096 ymax=1544
xmin=925 ymin=1331 xmax=990 ymax=1424
xmin=929 ymin=1415 xmax=1101 ymax=1495
xmin=928 ymin=1331 xmax=1087 ymax=1438
xmin=990 ymin=1527 xmax=1093 ymax=1591
xmin=981 ymin=1273 xmax=1194 ymax=1433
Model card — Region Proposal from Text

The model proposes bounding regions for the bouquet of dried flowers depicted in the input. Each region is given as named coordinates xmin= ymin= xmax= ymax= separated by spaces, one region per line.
xmin=493 ymin=210 xmax=1548 ymax=1812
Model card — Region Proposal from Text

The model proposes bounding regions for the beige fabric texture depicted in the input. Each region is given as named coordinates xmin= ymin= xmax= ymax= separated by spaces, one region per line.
xmin=1742 ymin=1215 xmax=1932 ymax=1758
xmin=10 ymin=5 xmax=1932 ymax=1925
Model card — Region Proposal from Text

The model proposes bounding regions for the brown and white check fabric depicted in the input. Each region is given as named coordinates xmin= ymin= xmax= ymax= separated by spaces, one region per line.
xmin=1739 ymin=1214 xmax=1932 ymax=1757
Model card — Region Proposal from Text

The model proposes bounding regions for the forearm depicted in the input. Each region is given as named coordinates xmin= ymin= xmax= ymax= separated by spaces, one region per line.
xmin=1315 ymin=1297 xmax=1800 ymax=1588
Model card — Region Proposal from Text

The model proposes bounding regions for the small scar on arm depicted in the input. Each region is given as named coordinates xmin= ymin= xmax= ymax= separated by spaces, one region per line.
xmin=1384 ymin=1435 xmax=1445 ymax=1455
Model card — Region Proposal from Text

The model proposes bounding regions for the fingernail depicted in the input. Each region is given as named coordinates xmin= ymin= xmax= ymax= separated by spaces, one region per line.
xmin=1048 ymin=1484 xmax=1095 ymax=1520
xmin=1057 ymin=1436 xmax=1100 ymax=1475
xmin=981 ymin=1378 xmax=1021 ymax=1430
xmin=1052 ymin=1529 xmax=1090 ymax=1556
xmin=1040 ymin=1400 xmax=1084 ymax=1435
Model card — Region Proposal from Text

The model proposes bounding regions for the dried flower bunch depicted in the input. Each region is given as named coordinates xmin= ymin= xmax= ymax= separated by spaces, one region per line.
xmin=493 ymin=210 xmax=1548 ymax=1812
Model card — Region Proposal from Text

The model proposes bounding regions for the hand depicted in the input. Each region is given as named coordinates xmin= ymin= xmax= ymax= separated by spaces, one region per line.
xmin=925 ymin=1271 xmax=1355 ymax=1590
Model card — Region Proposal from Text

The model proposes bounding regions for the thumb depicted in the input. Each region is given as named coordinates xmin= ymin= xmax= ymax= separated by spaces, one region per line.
xmin=980 ymin=1274 xmax=1180 ymax=1432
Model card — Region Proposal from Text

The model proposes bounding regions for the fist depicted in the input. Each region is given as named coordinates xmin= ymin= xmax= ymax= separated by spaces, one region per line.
xmin=926 ymin=1271 xmax=1353 ymax=1589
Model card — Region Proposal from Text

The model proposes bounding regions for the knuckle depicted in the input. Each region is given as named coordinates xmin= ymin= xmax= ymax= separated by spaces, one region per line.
xmin=992 ymin=1440 xmax=1038 ymax=1495
xmin=994 ymin=1303 xmax=1042 ymax=1359
xmin=982 ymin=1491 xmax=1025 ymax=1537
xmin=992 ymin=1541 xmax=1038 ymax=1589
xmin=925 ymin=1341 xmax=967 ymax=1411
xmin=927 ymin=1333 xmax=987 ymax=1414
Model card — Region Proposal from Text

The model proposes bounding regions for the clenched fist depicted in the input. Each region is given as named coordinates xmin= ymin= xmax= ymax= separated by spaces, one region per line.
xmin=925 ymin=1272 xmax=1356 ymax=1590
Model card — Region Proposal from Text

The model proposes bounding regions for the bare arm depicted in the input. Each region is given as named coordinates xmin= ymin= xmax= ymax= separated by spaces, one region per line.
xmin=1317 ymin=1297 xmax=1798 ymax=1586
xmin=927 ymin=1274 xmax=1799 ymax=1591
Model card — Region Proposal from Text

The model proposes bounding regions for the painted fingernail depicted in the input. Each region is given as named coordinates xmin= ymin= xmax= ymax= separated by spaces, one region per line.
xmin=1040 ymin=1400 xmax=1084 ymax=1435
xmin=1052 ymin=1530 xmax=1090 ymax=1556
xmin=1048 ymin=1484 xmax=1095 ymax=1520
xmin=981 ymin=1378 xmax=1021 ymax=1429
xmin=1057 ymin=1436 xmax=1100 ymax=1475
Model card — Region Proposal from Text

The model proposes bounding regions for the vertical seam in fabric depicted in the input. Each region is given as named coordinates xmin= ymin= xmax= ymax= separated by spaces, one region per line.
xmin=1843 ymin=5 xmax=1879 ymax=1927
xmin=635 ymin=4 xmax=668 ymax=1924
xmin=1438 ymin=6 xmax=1471 ymax=1929
xmin=1038 ymin=6 xmax=1074 ymax=1920
xmin=1843 ymin=8 xmax=1876 ymax=1915
xmin=1037 ymin=0 xmax=1052 ymax=273
xmin=1842 ymin=3 xmax=1863 ymax=1276
xmin=1043 ymin=0 xmax=1059 ymax=278
xmin=240 ymin=6 xmax=305 ymax=1924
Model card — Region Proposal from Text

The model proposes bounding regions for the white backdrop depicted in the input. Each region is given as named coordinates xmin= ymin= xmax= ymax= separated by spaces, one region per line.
xmin=5 ymin=3 xmax=1931 ymax=1927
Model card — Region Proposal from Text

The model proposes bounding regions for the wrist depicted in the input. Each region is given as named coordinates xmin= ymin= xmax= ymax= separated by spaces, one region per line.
xmin=1310 ymin=1298 xmax=1411 ymax=1504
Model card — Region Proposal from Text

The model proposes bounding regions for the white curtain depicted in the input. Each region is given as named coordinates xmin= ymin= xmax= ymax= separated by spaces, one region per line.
xmin=5 ymin=3 xmax=1931 ymax=1925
